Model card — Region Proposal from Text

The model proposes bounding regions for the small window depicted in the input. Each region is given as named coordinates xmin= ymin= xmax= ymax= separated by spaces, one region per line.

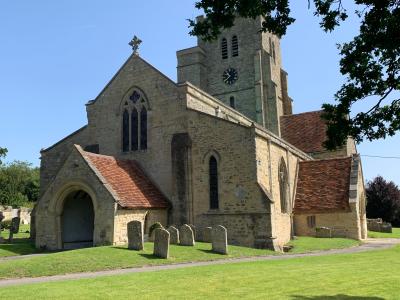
xmin=307 ymin=216 xmax=316 ymax=228
xmin=279 ymin=158 xmax=289 ymax=213
xmin=231 ymin=36 xmax=238 ymax=57
xmin=229 ymin=96 xmax=235 ymax=109
xmin=122 ymin=109 xmax=130 ymax=152
xmin=221 ymin=38 xmax=228 ymax=59
xmin=140 ymin=107 xmax=148 ymax=150
xmin=209 ymin=156 xmax=219 ymax=209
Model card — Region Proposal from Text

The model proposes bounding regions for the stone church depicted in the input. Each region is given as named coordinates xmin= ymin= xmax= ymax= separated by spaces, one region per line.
xmin=33 ymin=17 xmax=367 ymax=251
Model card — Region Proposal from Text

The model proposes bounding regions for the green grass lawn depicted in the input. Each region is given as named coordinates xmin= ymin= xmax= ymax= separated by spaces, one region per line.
xmin=368 ymin=227 xmax=400 ymax=238
xmin=287 ymin=236 xmax=360 ymax=253
xmin=2 ymin=244 xmax=400 ymax=299
xmin=0 ymin=224 xmax=38 ymax=258
xmin=0 ymin=236 xmax=361 ymax=280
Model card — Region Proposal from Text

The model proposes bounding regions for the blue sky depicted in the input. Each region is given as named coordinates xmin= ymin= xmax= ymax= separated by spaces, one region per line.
xmin=1 ymin=1 xmax=399 ymax=184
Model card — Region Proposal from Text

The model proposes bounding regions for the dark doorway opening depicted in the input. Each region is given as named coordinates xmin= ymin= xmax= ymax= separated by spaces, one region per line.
xmin=61 ymin=190 xmax=94 ymax=250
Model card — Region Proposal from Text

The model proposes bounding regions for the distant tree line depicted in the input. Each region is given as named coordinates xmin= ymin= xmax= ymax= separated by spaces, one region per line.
xmin=366 ymin=176 xmax=400 ymax=227
xmin=0 ymin=149 xmax=39 ymax=208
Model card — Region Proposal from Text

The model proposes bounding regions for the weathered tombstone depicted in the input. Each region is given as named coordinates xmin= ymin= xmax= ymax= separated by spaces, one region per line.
xmin=188 ymin=224 xmax=196 ymax=240
xmin=167 ymin=226 xmax=180 ymax=244
xmin=127 ymin=220 xmax=144 ymax=250
xmin=316 ymin=227 xmax=332 ymax=238
xmin=8 ymin=217 xmax=21 ymax=243
xmin=212 ymin=225 xmax=228 ymax=255
xmin=0 ymin=211 xmax=4 ymax=243
xmin=202 ymin=227 xmax=212 ymax=243
xmin=180 ymin=224 xmax=195 ymax=246
xmin=153 ymin=228 xmax=170 ymax=259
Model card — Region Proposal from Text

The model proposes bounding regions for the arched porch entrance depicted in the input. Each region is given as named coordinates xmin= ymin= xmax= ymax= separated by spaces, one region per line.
xmin=61 ymin=190 xmax=94 ymax=250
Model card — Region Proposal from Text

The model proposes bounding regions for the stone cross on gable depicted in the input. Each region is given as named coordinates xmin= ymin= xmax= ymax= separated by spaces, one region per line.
xmin=129 ymin=35 xmax=142 ymax=55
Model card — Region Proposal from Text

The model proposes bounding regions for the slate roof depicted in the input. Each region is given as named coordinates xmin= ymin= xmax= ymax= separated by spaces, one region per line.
xmin=79 ymin=148 xmax=169 ymax=209
xmin=280 ymin=111 xmax=327 ymax=154
xmin=294 ymin=157 xmax=352 ymax=214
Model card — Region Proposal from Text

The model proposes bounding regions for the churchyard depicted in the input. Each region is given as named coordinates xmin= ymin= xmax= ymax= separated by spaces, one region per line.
xmin=0 ymin=219 xmax=399 ymax=299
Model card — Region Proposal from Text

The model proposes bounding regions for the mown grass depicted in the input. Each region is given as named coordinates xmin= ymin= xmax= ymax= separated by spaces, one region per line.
xmin=0 ymin=242 xmax=275 ymax=279
xmin=0 ymin=236 xmax=361 ymax=280
xmin=0 ymin=224 xmax=38 ymax=257
xmin=287 ymin=236 xmax=360 ymax=253
xmin=2 ymin=244 xmax=400 ymax=299
xmin=368 ymin=227 xmax=400 ymax=238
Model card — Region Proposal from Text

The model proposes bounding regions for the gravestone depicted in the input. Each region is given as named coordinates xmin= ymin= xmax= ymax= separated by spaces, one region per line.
xmin=180 ymin=224 xmax=195 ymax=246
xmin=167 ymin=226 xmax=180 ymax=244
xmin=153 ymin=228 xmax=170 ymax=259
xmin=8 ymin=217 xmax=21 ymax=243
xmin=212 ymin=225 xmax=228 ymax=255
xmin=0 ymin=211 xmax=4 ymax=243
xmin=202 ymin=227 xmax=212 ymax=243
xmin=188 ymin=224 xmax=196 ymax=241
xmin=316 ymin=227 xmax=332 ymax=238
xmin=127 ymin=220 xmax=144 ymax=250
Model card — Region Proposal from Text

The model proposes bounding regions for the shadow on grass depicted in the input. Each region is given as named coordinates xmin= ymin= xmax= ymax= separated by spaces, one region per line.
xmin=138 ymin=253 xmax=165 ymax=260
xmin=0 ymin=238 xmax=38 ymax=256
xmin=291 ymin=295 xmax=384 ymax=300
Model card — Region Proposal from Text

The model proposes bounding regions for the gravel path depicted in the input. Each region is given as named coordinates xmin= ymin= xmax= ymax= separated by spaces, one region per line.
xmin=0 ymin=238 xmax=399 ymax=287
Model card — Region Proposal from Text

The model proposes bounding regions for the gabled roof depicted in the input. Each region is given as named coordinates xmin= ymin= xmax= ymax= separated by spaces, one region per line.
xmin=294 ymin=157 xmax=352 ymax=214
xmin=280 ymin=110 xmax=327 ymax=154
xmin=78 ymin=146 xmax=169 ymax=209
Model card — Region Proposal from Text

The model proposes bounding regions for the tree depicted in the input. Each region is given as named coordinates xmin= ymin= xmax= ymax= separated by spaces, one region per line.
xmin=189 ymin=1 xmax=400 ymax=149
xmin=0 ymin=147 xmax=7 ymax=165
xmin=0 ymin=161 xmax=40 ymax=207
xmin=366 ymin=176 xmax=400 ymax=226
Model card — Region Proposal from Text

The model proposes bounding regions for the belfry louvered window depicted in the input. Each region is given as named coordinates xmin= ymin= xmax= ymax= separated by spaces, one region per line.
xmin=232 ymin=35 xmax=239 ymax=57
xmin=121 ymin=89 xmax=149 ymax=152
xmin=221 ymin=38 xmax=228 ymax=59
xmin=209 ymin=156 xmax=219 ymax=209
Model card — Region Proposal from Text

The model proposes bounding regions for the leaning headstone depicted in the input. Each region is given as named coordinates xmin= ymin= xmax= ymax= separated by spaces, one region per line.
xmin=212 ymin=225 xmax=228 ymax=254
xmin=167 ymin=226 xmax=180 ymax=244
xmin=8 ymin=217 xmax=21 ymax=243
xmin=180 ymin=224 xmax=195 ymax=246
xmin=127 ymin=220 xmax=144 ymax=250
xmin=202 ymin=227 xmax=212 ymax=243
xmin=153 ymin=228 xmax=170 ymax=259
xmin=188 ymin=224 xmax=197 ymax=240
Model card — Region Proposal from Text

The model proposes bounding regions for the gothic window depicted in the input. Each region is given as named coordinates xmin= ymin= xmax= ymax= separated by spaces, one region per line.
xmin=221 ymin=38 xmax=228 ymax=59
xmin=121 ymin=89 xmax=149 ymax=152
xmin=231 ymin=35 xmax=239 ymax=57
xmin=229 ymin=96 xmax=235 ymax=109
xmin=279 ymin=158 xmax=289 ymax=213
xmin=122 ymin=109 xmax=130 ymax=152
xmin=209 ymin=156 xmax=219 ymax=209
xmin=140 ymin=107 xmax=148 ymax=150
xmin=272 ymin=41 xmax=276 ymax=62
xmin=131 ymin=108 xmax=138 ymax=151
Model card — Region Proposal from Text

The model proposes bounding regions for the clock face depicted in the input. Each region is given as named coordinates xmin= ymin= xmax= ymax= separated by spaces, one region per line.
xmin=222 ymin=68 xmax=238 ymax=85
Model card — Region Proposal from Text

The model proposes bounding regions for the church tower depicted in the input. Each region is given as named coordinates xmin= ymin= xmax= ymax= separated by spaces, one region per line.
xmin=177 ymin=16 xmax=292 ymax=135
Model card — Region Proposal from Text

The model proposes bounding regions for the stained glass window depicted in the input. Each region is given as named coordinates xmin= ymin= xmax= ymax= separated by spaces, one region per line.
xmin=130 ymin=90 xmax=141 ymax=103
xmin=122 ymin=109 xmax=129 ymax=152
xmin=140 ymin=107 xmax=147 ymax=150
xmin=209 ymin=156 xmax=219 ymax=209
xmin=131 ymin=108 xmax=138 ymax=151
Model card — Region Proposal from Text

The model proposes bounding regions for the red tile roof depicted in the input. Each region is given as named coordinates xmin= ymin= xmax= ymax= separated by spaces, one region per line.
xmin=280 ymin=111 xmax=327 ymax=153
xmin=294 ymin=157 xmax=352 ymax=214
xmin=80 ymin=149 xmax=169 ymax=209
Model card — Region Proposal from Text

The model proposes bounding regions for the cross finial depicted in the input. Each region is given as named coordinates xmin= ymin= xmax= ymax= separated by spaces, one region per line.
xmin=129 ymin=35 xmax=142 ymax=55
